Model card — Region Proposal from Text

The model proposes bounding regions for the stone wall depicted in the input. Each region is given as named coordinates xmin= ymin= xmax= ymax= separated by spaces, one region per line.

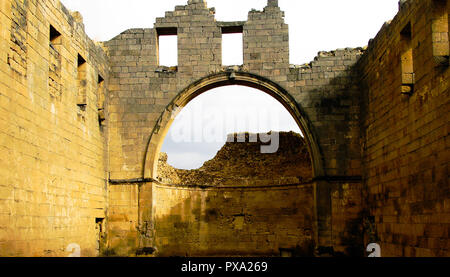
xmin=0 ymin=0 xmax=109 ymax=256
xmin=359 ymin=0 xmax=449 ymax=257
xmin=104 ymin=0 xmax=365 ymax=256
xmin=0 ymin=0 xmax=448 ymax=257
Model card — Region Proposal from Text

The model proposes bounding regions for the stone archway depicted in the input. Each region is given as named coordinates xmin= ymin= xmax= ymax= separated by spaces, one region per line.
xmin=139 ymin=71 xmax=331 ymax=255
xmin=143 ymin=71 xmax=325 ymax=181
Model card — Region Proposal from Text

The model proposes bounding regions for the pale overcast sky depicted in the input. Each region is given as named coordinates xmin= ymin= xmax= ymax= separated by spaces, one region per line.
xmin=60 ymin=0 xmax=399 ymax=169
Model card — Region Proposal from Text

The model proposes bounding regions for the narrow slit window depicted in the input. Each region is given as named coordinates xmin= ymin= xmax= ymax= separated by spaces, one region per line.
xmin=77 ymin=54 xmax=87 ymax=106
xmin=400 ymin=23 xmax=414 ymax=95
xmin=97 ymin=74 xmax=105 ymax=109
xmin=157 ymin=28 xmax=178 ymax=67
xmin=95 ymin=218 xmax=105 ymax=253
xmin=431 ymin=0 xmax=449 ymax=66
xmin=97 ymin=75 xmax=106 ymax=124
xmin=222 ymin=26 xmax=243 ymax=66
xmin=49 ymin=25 xmax=62 ymax=99
xmin=50 ymin=25 xmax=61 ymax=46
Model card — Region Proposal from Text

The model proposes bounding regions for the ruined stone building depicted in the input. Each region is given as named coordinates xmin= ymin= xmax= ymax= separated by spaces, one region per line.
xmin=0 ymin=0 xmax=448 ymax=257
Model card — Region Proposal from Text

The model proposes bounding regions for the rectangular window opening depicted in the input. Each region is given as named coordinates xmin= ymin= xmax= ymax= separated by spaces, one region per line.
xmin=77 ymin=54 xmax=87 ymax=107
xmin=50 ymin=25 xmax=61 ymax=45
xmin=97 ymin=74 xmax=105 ymax=109
xmin=77 ymin=54 xmax=86 ymax=68
xmin=432 ymin=0 xmax=449 ymax=67
xmin=157 ymin=28 xmax=178 ymax=68
xmin=97 ymin=74 xmax=106 ymax=124
xmin=95 ymin=218 xmax=104 ymax=231
xmin=98 ymin=74 xmax=104 ymax=84
xmin=222 ymin=26 xmax=243 ymax=66
xmin=95 ymin=218 xmax=105 ymax=253
xmin=49 ymin=25 xmax=62 ymax=99
xmin=400 ymin=23 xmax=414 ymax=95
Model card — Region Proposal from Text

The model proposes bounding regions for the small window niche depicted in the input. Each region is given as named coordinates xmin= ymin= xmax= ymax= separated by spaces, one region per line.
xmin=400 ymin=23 xmax=414 ymax=95
xmin=97 ymin=75 xmax=106 ymax=125
xmin=77 ymin=54 xmax=87 ymax=107
xmin=50 ymin=25 xmax=62 ymax=47
xmin=49 ymin=25 xmax=62 ymax=100
xmin=222 ymin=26 xmax=244 ymax=66
xmin=95 ymin=218 xmax=105 ymax=254
xmin=157 ymin=27 xmax=178 ymax=69
xmin=431 ymin=0 xmax=449 ymax=67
